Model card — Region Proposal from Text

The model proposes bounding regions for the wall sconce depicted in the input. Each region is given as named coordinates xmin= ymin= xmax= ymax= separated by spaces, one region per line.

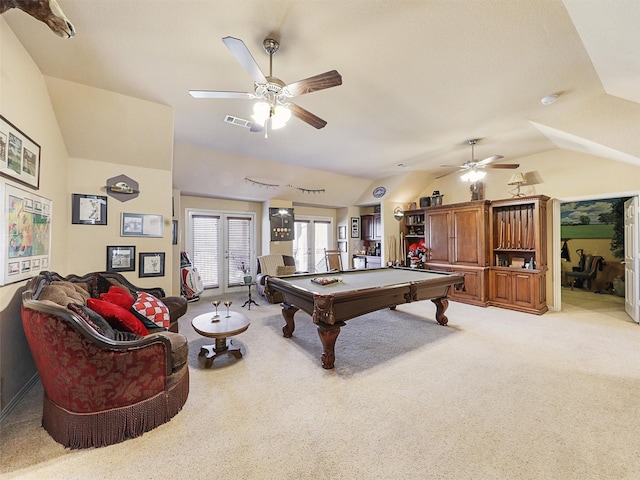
xmin=393 ymin=206 xmax=404 ymax=221
xmin=508 ymin=172 xmax=527 ymax=197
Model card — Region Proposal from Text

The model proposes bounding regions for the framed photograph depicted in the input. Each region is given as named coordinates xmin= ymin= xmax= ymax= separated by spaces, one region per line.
xmin=172 ymin=220 xmax=178 ymax=245
xmin=106 ymin=246 xmax=136 ymax=272
xmin=0 ymin=115 xmax=41 ymax=190
xmin=0 ymin=183 xmax=52 ymax=285
xmin=139 ymin=252 xmax=165 ymax=277
xmin=350 ymin=217 xmax=360 ymax=238
xmin=121 ymin=213 xmax=163 ymax=237
xmin=72 ymin=194 xmax=107 ymax=225
xmin=338 ymin=241 xmax=347 ymax=253
xmin=338 ymin=225 xmax=346 ymax=240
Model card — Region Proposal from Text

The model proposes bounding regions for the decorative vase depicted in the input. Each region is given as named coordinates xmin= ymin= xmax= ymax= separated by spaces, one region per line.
xmin=243 ymin=275 xmax=252 ymax=284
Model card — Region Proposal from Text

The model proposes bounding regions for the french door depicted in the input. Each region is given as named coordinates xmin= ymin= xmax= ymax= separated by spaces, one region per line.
xmin=293 ymin=216 xmax=332 ymax=273
xmin=186 ymin=209 xmax=256 ymax=294
xmin=624 ymin=197 xmax=639 ymax=323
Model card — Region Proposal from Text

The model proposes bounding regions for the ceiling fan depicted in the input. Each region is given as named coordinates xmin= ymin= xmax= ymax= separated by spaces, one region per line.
xmin=189 ymin=36 xmax=342 ymax=133
xmin=436 ymin=139 xmax=519 ymax=180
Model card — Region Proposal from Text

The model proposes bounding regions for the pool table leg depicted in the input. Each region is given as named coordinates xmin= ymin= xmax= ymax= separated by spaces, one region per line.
xmin=281 ymin=304 xmax=299 ymax=338
xmin=317 ymin=325 xmax=341 ymax=369
xmin=431 ymin=297 xmax=449 ymax=325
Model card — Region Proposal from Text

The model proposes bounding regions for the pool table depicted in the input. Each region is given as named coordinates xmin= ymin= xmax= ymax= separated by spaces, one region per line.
xmin=266 ymin=267 xmax=464 ymax=369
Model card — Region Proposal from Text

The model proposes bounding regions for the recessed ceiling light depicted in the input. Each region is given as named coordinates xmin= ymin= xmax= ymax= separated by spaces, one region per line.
xmin=540 ymin=93 xmax=559 ymax=105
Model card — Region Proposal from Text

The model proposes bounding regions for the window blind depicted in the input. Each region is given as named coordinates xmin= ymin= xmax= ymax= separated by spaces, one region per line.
xmin=192 ymin=214 xmax=219 ymax=288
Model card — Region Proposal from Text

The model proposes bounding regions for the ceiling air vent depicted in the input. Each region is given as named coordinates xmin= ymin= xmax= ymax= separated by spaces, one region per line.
xmin=224 ymin=114 xmax=253 ymax=129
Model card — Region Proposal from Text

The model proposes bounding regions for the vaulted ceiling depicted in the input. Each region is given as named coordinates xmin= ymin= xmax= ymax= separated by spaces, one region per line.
xmin=3 ymin=0 xmax=639 ymax=204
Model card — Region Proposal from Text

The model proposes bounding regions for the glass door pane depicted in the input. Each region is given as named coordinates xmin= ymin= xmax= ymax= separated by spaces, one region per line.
xmin=226 ymin=216 xmax=253 ymax=288
xmin=294 ymin=220 xmax=310 ymax=273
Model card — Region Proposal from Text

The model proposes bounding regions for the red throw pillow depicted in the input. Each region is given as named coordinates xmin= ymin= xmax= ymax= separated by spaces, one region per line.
xmin=108 ymin=285 xmax=134 ymax=301
xmin=131 ymin=291 xmax=170 ymax=330
xmin=87 ymin=298 xmax=148 ymax=336
xmin=100 ymin=290 xmax=135 ymax=310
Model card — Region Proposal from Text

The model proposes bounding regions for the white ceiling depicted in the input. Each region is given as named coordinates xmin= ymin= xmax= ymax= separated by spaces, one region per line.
xmin=3 ymin=0 xmax=639 ymax=202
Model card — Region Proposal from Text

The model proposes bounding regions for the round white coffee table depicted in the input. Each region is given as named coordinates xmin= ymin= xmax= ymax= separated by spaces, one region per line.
xmin=191 ymin=311 xmax=250 ymax=367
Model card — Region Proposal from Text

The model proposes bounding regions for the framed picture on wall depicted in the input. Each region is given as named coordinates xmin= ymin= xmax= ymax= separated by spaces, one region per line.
xmin=338 ymin=225 xmax=346 ymax=240
xmin=72 ymin=194 xmax=107 ymax=225
xmin=0 ymin=115 xmax=41 ymax=190
xmin=0 ymin=183 xmax=52 ymax=285
xmin=106 ymin=246 xmax=136 ymax=272
xmin=172 ymin=220 xmax=178 ymax=245
xmin=121 ymin=213 xmax=163 ymax=237
xmin=139 ymin=252 xmax=165 ymax=277
xmin=350 ymin=217 xmax=360 ymax=238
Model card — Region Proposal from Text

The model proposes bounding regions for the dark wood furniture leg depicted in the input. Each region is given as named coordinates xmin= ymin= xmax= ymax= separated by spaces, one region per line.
xmin=431 ymin=297 xmax=449 ymax=325
xmin=317 ymin=324 xmax=342 ymax=369
xmin=199 ymin=337 xmax=243 ymax=368
xmin=281 ymin=304 xmax=299 ymax=338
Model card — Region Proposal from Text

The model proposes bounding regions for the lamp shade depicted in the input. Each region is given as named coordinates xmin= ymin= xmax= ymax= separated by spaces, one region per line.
xmin=252 ymin=101 xmax=270 ymax=124
xmin=508 ymin=172 xmax=527 ymax=185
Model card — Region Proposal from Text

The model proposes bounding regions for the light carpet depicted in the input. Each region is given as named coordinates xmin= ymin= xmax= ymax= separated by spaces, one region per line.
xmin=1 ymin=288 xmax=638 ymax=479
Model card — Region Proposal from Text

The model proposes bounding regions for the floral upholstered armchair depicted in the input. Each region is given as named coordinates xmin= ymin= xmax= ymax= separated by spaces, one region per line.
xmin=21 ymin=272 xmax=189 ymax=449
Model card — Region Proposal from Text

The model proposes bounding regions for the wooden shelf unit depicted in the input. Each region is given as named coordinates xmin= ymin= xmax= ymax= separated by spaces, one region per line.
xmin=402 ymin=209 xmax=425 ymax=257
xmin=488 ymin=195 xmax=549 ymax=314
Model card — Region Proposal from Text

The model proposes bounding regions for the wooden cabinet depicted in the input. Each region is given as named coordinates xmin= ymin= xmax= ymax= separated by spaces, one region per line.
xmin=488 ymin=195 xmax=549 ymax=314
xmin=424 ymin=201 xmax=490 ymax=266
xmin=373 ymin=214 xmax=382 ymax=240
xmin=423 ymin=200 xmax=490 ymax=306
xmin=361 ymin=214 xmax=381 ymax=241
xmin=489 ymin=269 xmax=547 ymax=314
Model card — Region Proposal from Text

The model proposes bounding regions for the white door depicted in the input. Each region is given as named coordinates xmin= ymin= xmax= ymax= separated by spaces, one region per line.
xmin=293 ymin=217 xmax=332 ymax=273
xmin=186 ymin=209 xmax=255 ymax=295
xmin=624 ymin=197 xmax=639 ymax=323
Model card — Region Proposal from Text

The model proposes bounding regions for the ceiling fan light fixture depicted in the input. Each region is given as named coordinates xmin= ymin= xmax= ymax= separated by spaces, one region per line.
xmin=252 ymin=101 xmax=270 ymax=124
xmin=461 ymin=169 xmax=486 ymax=182
xmin=271 ymin=105 xmax=291 ymax=129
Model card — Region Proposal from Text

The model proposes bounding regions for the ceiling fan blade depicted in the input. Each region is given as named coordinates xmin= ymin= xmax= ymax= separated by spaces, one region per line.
xmin=435 ymin=169 xmax=465 ymax=179
xmin=189 ymin=90 xmax=254 ymax=99
xmin=283 ymin=70 xmax=342 ymax=97
xmin=289 ymin=103 xmax=327 ymax=129
xmin=476 ymin=154 xmax=504 ymax=166
xmin=484 ymin=163 xmax=520 ymax=169
xmin=222 ymin=36 xmax=267 ymax=84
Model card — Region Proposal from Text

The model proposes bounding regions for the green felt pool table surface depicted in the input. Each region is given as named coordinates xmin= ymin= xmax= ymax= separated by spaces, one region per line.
xmin=266 ymin=267 xmax=464 ymax=369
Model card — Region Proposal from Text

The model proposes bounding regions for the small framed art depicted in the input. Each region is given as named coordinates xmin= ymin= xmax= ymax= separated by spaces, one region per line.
xmin=172 ymin=220 xmax=178 ymax=245
xmin=121 ymin=213 xmax=163 ymax=237
xmin=106 ymin=246 xmax=136 ymax=272
xmin=338 ymin=225 xmax=346 ymax=240
xmin=139 ymin=252 xmax=165 ymax=277
xmin=72 ymin=194 xmax=107 ymax=225
xmin=350 ymin=217 xmax=360 ymax=238
xmin=0 ymin=115 xmax=41 ymax=190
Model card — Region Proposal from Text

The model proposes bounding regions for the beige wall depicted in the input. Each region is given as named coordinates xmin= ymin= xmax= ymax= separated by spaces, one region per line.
xmin=66 ymin=157 xmax=174 ymax=291
xmin=0 ymin=19 xmax=71 ymax=415
xmin=0 ymin=18 xmax=176 ymax=417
